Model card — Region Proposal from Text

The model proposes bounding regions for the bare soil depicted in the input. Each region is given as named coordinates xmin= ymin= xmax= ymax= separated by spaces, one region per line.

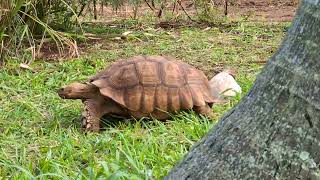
xmin=37 ymin=0 xmax=298 ymax=60
xmin=232 ymin=0 xmax=298 ymax=22
xmin=88 ymin=0 xmax=298 ymax=22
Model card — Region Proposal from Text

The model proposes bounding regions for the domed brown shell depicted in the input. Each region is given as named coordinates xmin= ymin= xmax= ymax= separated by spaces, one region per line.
xmin=89 ymin=56 xmax=214 ymax=117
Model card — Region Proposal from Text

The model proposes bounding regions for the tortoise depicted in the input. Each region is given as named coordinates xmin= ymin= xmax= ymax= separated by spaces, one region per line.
xmin=58 ymin=56 xmax=215 ymax=131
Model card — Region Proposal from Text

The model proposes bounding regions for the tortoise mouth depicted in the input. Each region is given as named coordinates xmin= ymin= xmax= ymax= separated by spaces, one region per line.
xmin=57 ymin=88 xmax=70 ymax=98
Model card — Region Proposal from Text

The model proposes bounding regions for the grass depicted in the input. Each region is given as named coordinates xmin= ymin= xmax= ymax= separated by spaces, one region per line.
xmin=0 ymin=20 xmax=290 ymax=179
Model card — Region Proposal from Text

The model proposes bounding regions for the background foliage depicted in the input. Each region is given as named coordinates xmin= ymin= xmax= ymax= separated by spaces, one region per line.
xmin=0 ymin=0 xmax=229 ymax=62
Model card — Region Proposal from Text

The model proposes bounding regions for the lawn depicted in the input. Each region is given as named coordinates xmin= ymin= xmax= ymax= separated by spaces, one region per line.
xmin=0 ymin=20 xmax=289 ymax=179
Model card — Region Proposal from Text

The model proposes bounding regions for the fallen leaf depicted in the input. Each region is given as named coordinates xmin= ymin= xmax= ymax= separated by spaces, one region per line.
xmin=203 ymin=27 xmax=211 ymax=31
xmin=143 ymin=32 xmax=155 ymax=37
xmin=19 ymin=63 xmax=35 ymax=72
xmin=122 ymin=31 xmax=132 ymax=36
xmin=112 ymin=37 xmax=122 ymax=41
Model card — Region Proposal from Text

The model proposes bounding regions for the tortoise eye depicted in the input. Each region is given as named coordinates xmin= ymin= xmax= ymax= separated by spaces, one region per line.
xmin=57 ymin=88 xmax=64 ymax=94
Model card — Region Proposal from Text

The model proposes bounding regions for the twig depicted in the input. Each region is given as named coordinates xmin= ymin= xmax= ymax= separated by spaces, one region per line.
xmin=133 ymin=5 xmax=138 ymax=19
xmin=93 ymin=0 xmax=97 ymax=19
xmin=0 ymin=40 xmax=4 ymax=65
xmin=157 ymin=3 xmax=165 ymax=18
xmin=224 ymin=0 xmax=228 ymax=16
xmin=78 ymin=0 xmax=89 ymax=17
xmin=144 ymin=0 xmax=155 ymax=11
xmin=151 ymin=0 xmax=155 ymax=9
xmin=248 ymin=60 xmax=267 ymax=64
xmin=100 ymin=1 xmax=104 ymax=13
xmin=177 ymin=0 xmax=196 ymax=22
xmin=172 ymin=0 xmax=177 ymax=15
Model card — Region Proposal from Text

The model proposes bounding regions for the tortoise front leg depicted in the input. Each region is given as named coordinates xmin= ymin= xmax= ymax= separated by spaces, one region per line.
xmin=82 ymin=98 xmax=127 ymax=132
xmin=82 ymin=99 xmax=104 ymax=132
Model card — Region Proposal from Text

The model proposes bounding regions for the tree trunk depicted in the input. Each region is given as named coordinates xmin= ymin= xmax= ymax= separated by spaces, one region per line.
xmin=166 ymin=0 xmax=320 ymax=179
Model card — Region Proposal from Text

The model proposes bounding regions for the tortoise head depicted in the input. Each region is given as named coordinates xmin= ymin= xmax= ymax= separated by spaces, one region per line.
xmin=58 ymin=82 xmax=98 ymax=99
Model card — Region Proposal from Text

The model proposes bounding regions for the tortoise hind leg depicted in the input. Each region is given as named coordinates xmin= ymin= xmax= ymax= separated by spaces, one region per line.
xmin=194 ymin=104 xmax=214 ymax=119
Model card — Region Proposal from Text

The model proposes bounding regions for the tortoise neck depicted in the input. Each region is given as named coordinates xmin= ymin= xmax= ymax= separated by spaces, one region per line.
xmin=76 ymin=84 xmax=99 ymax=99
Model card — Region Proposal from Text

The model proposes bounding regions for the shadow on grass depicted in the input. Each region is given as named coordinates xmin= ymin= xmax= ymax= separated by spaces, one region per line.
xmin=61 ymin=109 xmax=212 ymax=132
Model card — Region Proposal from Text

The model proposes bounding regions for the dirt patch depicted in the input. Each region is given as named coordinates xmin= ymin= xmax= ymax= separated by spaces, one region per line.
xmin=231 ymin=0 xmax=298 ymax=22
xmin=34 ymin=38 xmax=107 ymax=61
xmin=36 ymin=0 xmax=298 ymax=61
xmin=84 ymin=0 xmax=298 ymax=22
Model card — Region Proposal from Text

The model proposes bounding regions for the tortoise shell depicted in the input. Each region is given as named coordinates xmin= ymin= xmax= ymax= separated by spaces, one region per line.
xmin=89 ymin=56 xmax=214 ymax=118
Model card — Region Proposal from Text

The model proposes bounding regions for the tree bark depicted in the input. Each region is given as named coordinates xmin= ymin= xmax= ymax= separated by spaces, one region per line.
xmin=166 ymin=0 xmax=320 ymax=179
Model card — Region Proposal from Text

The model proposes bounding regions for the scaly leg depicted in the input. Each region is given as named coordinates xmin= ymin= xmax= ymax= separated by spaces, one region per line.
xmin=82 ymin=99 xmax=104 ymax=132
xmin=194 ymin=104 xmax=214 ymax=119
xmin=82 ymin=98 xmax=128 ymax=132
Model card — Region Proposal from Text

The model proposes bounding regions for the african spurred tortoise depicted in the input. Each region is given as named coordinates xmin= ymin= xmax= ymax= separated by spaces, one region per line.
xmin=58 ymin=56 xmax=215 ymax=131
